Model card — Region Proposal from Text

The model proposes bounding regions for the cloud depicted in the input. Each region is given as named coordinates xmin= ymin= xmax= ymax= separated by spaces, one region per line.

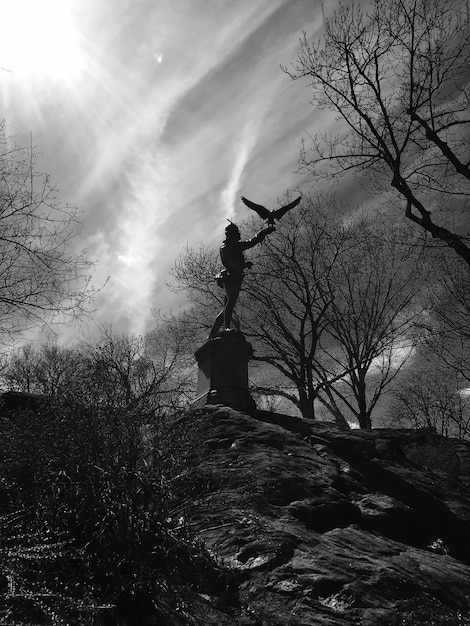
xmin=221 ymin=119 xmax=262 ymax=223
xmin=371 ymin=341 xmax=416 ymax=373
xmin=0 ymin=0 xmax=325 ymax=341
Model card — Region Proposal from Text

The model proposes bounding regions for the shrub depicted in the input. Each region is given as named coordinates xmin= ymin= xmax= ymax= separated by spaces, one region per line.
xmin=403 ymin=439 xmax=461 ymax=477
xmin=0 ymin=403 xmax=230 ymax=624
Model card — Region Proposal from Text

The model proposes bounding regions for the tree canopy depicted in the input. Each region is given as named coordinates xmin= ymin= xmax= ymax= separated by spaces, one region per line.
xmin=285 ymin=0 xmax=470 ymax=265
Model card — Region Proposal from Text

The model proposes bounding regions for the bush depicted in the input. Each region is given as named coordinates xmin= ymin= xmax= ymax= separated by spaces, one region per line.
xmin=0 ymin=403 xmax=230 ymax=625
xmin=403 ymin=439 xmax=461 ymax=477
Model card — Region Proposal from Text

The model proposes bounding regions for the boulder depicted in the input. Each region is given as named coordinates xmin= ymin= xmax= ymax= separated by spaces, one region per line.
xmin=165 ymin=405 xmax=470 ymax=625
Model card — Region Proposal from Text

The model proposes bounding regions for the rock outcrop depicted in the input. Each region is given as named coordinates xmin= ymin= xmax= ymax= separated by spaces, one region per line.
xmin=165 ymin=405 xmax=470 ymax=625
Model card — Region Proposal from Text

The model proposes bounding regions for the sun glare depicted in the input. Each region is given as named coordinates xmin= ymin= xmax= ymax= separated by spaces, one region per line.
xmin=0 ymin=0 xmax=83 ymax=79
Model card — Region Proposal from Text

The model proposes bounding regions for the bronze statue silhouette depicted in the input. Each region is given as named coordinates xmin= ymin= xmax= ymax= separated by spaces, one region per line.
xmin=209 ymin=222 xmax=274 ymax=338
xmin=241 ymin=195 xmax=301 ymax=226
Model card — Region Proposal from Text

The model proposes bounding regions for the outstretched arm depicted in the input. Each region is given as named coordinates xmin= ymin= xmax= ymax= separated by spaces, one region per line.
xmin=241 ymin=226 xmax=275 ymax=250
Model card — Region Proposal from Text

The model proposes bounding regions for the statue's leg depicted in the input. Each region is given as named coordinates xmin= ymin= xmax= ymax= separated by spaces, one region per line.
xmin=209 ymin=308 xmax=225 ymax=338
xmin=223 ymin=282 xmax=240 ymax=329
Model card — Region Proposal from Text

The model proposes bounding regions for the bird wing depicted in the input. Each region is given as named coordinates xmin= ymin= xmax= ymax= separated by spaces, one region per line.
xmin=272 ymin=196 xmax=302 ymax=221
xmin=241 ymin=196 xmax=271 ymax=220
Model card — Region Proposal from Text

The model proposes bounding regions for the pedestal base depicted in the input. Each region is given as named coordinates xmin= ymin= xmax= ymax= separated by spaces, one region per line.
xmin=192 ymin=330 xmax=256 ymax=412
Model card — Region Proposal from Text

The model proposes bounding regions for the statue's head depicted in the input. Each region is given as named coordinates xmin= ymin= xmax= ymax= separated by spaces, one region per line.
xmin=225 ymin=222 xmax=240 ymax=241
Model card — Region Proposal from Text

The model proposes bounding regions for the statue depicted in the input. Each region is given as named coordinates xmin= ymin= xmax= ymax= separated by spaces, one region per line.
xmin=195 ymin=194 xmax=302 ymax=410
xmin=209 ymin=222 xmax=275 ymax=338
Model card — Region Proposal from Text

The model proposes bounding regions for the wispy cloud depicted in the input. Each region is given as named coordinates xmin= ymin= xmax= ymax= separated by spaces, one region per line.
xmin=221 ymin=118 xmax=262 ymax=223
xmin=0 ymin=0 xmax=326 ymax=340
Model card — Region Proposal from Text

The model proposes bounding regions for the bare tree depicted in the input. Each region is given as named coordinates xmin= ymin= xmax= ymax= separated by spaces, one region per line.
xmin=170 ymin=245 xmax=223 ymax=346
xmin=242 ymin=201 xmax=349 ymax=423
xmin=1 ymin=342 xmax=80 ymax=400
xmin=2 ymin=320 xmax=193 ymax=415
xmin=0 ymin=125 xmax=93 ymax=339
xmin=389 ymin=359 xmax=470 ymax=438
xmin=77 ymin=324 xmax=192 ymax=414
xmin=30 ymin=344 xmax=79 ymax=398
xmin=2 ymin=344 xmax=39 ymax=394
xmin=397 ymin=249 xmax=470 ymax=438
xmin=285 ymin=0 xmax=470 ymax=265
xmin=319 ymin=217 xmax=425 ymax=428
xmin=423 ymin=252 xmax=470 ymax=385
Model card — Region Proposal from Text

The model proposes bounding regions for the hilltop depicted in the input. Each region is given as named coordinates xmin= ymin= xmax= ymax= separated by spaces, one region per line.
xmin=162 ymin=405 xmax=470 ymax=625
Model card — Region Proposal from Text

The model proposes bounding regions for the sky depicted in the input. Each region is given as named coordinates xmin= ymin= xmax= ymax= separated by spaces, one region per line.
xmin=0 ymin=0 xmax=336 ymax=343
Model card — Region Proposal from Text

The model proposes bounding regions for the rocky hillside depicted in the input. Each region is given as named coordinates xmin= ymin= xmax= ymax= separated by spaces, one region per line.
xmin=165 ymin=405 xmax=470 ymax=625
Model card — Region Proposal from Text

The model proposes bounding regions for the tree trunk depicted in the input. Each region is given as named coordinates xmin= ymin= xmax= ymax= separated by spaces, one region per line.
xmin=298 ymin=387 xmax=315 ymax=420
xmin=356 ymin=377 xmax=372 ymax=429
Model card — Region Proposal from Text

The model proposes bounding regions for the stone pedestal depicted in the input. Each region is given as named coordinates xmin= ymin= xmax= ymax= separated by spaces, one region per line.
xmin=192 ymin=330 xmax=256 ymax=412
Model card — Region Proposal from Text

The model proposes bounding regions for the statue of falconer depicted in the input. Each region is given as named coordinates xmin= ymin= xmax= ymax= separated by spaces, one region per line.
xmin=209 ymin=221 xmax=274 ymax=338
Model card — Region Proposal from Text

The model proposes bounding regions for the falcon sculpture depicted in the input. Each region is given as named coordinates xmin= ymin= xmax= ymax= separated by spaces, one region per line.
xmin=241 ymin=195 xmax=302 ymax=226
